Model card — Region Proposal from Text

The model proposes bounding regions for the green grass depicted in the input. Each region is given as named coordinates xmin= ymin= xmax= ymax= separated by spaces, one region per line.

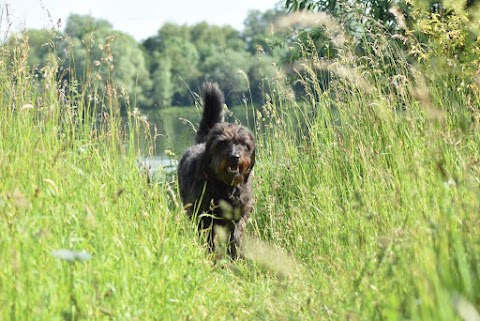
xmin=2 ymin=23 xmax=480 ymax=321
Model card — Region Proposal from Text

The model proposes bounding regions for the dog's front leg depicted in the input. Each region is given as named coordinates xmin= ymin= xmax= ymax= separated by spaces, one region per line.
xmin=228 ymin=217 xmax=247 ymax=259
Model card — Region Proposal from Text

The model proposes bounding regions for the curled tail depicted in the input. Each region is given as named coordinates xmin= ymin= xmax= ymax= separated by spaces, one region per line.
xmin=195 ymin=82 xmax=224 ymax=144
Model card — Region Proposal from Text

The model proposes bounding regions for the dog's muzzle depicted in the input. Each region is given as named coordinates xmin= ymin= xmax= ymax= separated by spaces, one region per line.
xmin=219 ymin=154 xmax=245 ymax=186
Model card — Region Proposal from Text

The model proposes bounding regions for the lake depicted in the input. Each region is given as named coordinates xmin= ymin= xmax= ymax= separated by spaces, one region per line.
xmin=135 ymin=105 xmax=255 ymax=176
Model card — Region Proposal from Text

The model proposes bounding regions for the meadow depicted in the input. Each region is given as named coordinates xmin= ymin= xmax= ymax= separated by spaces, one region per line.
xmin=2 ymin=12 xmax=480 ymax=321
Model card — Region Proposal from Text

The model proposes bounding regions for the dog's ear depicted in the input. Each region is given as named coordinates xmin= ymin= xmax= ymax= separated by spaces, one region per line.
xmin=243 ymin=145 xmax=255 ymax=182
xmin=250 ymin=145 xmax=256 ymax=169
xmin=198 ymin=146 xmax=212 ymax=176
xmin=247 ymin=130 xmax=256 ymax=169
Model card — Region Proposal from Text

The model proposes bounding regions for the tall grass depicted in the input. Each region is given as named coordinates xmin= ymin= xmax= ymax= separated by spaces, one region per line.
xmin=252 ymin=11 xmax=480 ymax=320
xmin=2 ymin=9 xmax=480 ymax=321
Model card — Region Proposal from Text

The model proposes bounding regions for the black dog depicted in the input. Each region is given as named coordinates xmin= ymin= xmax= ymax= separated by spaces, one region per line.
xmin=177 ymin=82 xmax=255 ymax=259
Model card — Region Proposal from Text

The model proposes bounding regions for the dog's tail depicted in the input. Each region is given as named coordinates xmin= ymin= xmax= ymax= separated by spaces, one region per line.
xmin=195 ymin=82 xmax=224 ymax=144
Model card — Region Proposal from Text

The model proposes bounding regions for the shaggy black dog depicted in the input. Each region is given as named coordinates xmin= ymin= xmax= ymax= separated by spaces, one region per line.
xmin=177 ymin=82 xmax=255 ymax=259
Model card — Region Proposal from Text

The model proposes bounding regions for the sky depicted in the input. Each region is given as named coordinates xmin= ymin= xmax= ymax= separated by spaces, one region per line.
xmin=5 ymin=0 xmax=281 ymax=41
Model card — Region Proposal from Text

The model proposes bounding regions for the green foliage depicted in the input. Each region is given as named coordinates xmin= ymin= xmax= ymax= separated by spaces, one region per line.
xmin=150 ymin=55 xmax=173 ymax=108
xmin=247 ymin=53 xmax=279 ymax=103
xmin=190 ymin=22 xmax=244 ymax=59
xmin=22 ymin=29 xmax=62 ymax=74
xmin=142 ymin=21 xmax=278 ymax=107
xmin=250 ymin=14 xmax=480 ymax=319
xmin=63 ymin=14 xmax=152 ymax=112
xmin=64 ymin=14 xmax=113 ymax=38
xmin=243 ymin=8 xmax=286 ymax=55
xmin=284 ymin=0 xmax=399 ymax=29
xmin=3 ymin=3 xmax=480 ymax=320
xmin=7 ymin=10 xmax=294 ymax=110
xmin=401 ymin=2 xmax=480 ymax=95
xmin=281 ymin=0 xmax=480 ymax=103
xmin=202 ymin=49 xmax=253 ymax=104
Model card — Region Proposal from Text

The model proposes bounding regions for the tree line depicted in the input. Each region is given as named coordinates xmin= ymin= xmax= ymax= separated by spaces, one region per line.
xmin=8 ymin=8 xmax=289 ymax=111
xmin=6 ymin=0 xmax=480 ymax=112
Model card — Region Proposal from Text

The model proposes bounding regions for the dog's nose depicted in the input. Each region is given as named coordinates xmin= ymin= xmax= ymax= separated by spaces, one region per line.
xmin=229 ymin=153 xmax=240 ymax=162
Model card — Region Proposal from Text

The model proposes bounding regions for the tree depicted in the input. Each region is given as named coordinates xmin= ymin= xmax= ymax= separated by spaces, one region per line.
xmin=143 ymin=23 xmax=201 ymax=106
xmin=284 ymin=0 xmax=401 ymax=30
xmin=24 ymin=29 xmax=62 ymax=74
xmin=143 ymin=22 xmax=258 ymax=107
xmin=63 ymin=14 xmax=152 ymax=111
xmin=243 ymin=8 xmax=287 ymax=55
xmin=283 ymin=0 xmax=480 ymax=31
xmin=190 ymin=23 xmax=244 ymax=60
xmin=247 ymin=54 xmax=279 ymax=104
xmin=64 ymin=14 xmax=113 ymax=38
xmin=150 ymin=54 xmax=173 ymax=108
xmin=201 ymin=48 xmax=253 ymax=106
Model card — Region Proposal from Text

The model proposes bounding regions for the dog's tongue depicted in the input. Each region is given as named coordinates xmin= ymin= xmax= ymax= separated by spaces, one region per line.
xmin=226 ymin=165 xmax=243 ymax=186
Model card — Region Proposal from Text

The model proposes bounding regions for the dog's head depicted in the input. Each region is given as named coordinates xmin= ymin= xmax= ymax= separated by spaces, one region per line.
xmin=205 ymin=123 xmax=255 ymax=186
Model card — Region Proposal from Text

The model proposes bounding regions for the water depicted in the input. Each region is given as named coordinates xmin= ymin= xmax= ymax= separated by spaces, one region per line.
xmin=136 ymin=106 xmax=254 ymax=176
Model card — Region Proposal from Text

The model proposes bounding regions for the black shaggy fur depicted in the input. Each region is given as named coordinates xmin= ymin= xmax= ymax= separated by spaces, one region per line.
xmin=177 ymin=82 xmax=255 ymax=259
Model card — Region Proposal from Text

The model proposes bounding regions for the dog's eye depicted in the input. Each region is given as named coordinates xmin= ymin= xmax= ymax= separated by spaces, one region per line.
xmin=243 ymin=142 xmax=253 ymax=152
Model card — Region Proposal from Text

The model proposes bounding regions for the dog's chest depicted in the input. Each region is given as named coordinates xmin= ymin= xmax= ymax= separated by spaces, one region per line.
xmin=204 ymin=183 xmax=246 ymax=211
xmin=210 ymin=185 xmax=242 ymax=206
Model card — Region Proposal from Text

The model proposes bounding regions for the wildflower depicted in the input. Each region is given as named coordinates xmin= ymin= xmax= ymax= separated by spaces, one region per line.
xmin=52 ymin=249 xmax=92 ymax=262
